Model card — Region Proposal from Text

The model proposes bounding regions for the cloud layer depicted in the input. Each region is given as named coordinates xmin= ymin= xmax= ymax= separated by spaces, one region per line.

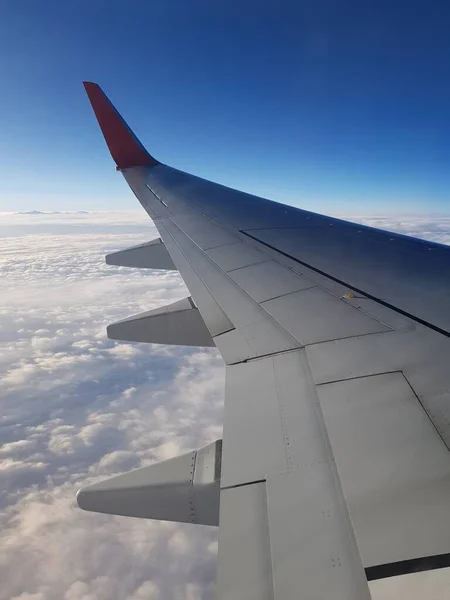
xmin=1 ymin=211 xmax=450 ymax=600
xmin=0 ymin=212 xmax=223 ymax=600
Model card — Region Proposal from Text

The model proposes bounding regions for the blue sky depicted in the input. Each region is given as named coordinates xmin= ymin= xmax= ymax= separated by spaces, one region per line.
xmin=0 ymin=0 xmax=449 ymax=213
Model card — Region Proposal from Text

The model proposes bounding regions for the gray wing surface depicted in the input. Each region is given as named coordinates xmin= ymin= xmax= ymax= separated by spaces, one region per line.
xmin=79 ymin=82 xmax=450 ymax=599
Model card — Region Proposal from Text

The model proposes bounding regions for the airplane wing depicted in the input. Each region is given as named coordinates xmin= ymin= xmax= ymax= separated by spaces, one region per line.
xmin=78 ymin=82 xmax=450 ymax=599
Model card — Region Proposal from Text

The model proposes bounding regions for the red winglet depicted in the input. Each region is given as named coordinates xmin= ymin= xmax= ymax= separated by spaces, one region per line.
xmin=83 ymin=82 xmax=159 ymax=169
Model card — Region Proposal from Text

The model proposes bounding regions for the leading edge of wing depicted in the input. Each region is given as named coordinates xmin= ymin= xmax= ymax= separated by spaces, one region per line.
xmin=83 ymin=81 xmax=159 ymax=169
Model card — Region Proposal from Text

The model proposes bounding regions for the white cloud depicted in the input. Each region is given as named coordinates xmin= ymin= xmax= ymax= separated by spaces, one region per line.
xmin=94 ymin=451 xmax=139 ymax=475
xmin=31 ymin=337 xmax=55 ymax=351
xmin=338 ymin=214 xmax=450 ymax=246
xmin=10 ymin=594 xmax=46 ymax=600
xmin=1 ymin=211 xmax=449 ymax=600
xmin=0 ymin=439 xmax=36 ymax=455
xmin=0 ymin=212 xmax=222 ymax=600
xmin=126 ymin=581 xmax=160 ymax=600
xmin=106 ymin=344 xmax=143 ymax=359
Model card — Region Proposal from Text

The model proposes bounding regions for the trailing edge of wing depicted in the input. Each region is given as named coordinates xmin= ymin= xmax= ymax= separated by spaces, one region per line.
xmin=107 ymin=297 xmax=215 ymax=347
xmin=105 ymin=238 xmax=176 ymax=270
xmin=77 ymin=440 xmax=222 ymax=526
xmin=83 ymin=81 xmax=159 ymax=169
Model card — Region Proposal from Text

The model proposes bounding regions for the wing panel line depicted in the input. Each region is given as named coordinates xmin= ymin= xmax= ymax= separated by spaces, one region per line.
xmin=241 ymin=230 xmax=450 ymax=339
xmin=365 ymin=552 xmax=450 ymax=580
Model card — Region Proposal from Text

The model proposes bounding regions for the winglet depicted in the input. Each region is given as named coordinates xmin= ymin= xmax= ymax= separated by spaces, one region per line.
xmin=83 ymin=82 xmax=159 ymax=169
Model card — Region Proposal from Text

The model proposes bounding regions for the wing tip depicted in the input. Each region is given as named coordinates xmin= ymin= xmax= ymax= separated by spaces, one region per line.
xmin=82 ymin=81 xmax=98 ymax=90
xmin=83 ymin=81 xmax=159 ymax=169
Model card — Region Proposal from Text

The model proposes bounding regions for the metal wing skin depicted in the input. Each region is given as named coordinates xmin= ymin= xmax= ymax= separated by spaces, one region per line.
xmin=80 ymin=82 xmax=450 ymax=600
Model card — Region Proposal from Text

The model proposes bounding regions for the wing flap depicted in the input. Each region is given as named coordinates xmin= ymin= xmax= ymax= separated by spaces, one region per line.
xmin=318 ymin=371 xmax=450 ymax=573
xmin=219 ymin=349 xmax=372 ymax=598
xmin=217 ymin=482 xmax=273 ymax=600
xmin=266 ymin=468 xmax=371 ymax=600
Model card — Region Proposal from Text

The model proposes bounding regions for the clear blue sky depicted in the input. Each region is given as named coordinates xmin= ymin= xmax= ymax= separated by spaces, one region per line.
xmin=0 ymin=0 xmax=449 ymax=213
